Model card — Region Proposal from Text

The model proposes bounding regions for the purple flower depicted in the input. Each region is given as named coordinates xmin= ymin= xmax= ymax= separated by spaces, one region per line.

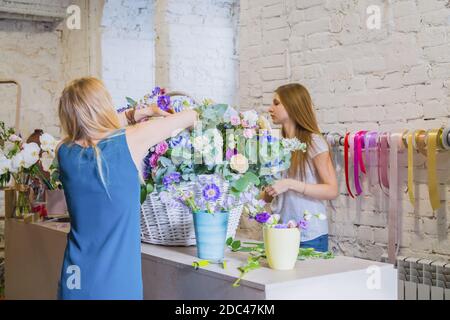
xmin=152 ymin=87 xmax=161 ymax=97
xmin=298 ymin=219 xmax=309 ymax=230
xmin=255 ymin=212 xmax=271 ymax=224
xmin=157 ymin=95 xmax=171 ymax=111
xmin=225 ymin=149 xmax=237 ymax=161
xmin=274 ymin=224 xmax=289 ymax=229
xmin=155 ymin=141 xmax=169 ymax=155
xmin=163 ymin=172 xmax=181 ymax=188
xmin=202 ymin=183 xmax=221 ymax=202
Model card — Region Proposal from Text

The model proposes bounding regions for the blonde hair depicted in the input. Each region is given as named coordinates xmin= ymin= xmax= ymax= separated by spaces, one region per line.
xmin=58 ymin=77 xmax=121 ymax=196
xmin=275 ymin=83 xmax=328 ymax=180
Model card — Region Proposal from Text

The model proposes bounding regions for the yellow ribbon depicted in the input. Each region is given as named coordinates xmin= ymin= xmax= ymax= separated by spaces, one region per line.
xmin=407 ymin=132 xmax=414 ymax=206
xmin=427 ymin=128 xmax=443 ymax=211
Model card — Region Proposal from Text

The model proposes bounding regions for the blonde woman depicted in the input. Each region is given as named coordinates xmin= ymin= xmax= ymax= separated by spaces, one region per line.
xmin=264 ymin=83 xmax=338 ymax=252
xmin=56 ymin=78 xmax=197 ymax=299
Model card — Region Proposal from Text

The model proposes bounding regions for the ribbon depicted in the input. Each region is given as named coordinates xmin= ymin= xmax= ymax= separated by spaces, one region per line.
xmin=427 ymin=128 xmax=443 ymax=211
xmin=413 ymin=129 xmax=427 ymax=156
xmin=365 ymin=132 xmax=379 ymax=190
xmin=387 ymin=131 xmax=405 ymax=264
xmin=378 ymin=133 xmax=390 ymax=195
xmin=344 ymin=133 xmax=355 ymax=198
xmin=442 ymin=127 xmax=450 ymax=150
xmin=354 ymin=131 xmax=368 ymax=196
xmin=407 ymin=131 xmax=415 ymax=206
xmin=32 ymin=204 xmax=48 ymax=218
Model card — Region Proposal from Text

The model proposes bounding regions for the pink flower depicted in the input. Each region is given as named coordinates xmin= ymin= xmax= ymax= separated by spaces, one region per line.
xmin=150 ymin=154 xmax=159 ymax=168
xmin=243 ymin=129 xmax=254 ymax=139
xmin=155 ymin=141 xmax=168 ymax=155
xmin=230 ymin=116 xmax=241 ymax=126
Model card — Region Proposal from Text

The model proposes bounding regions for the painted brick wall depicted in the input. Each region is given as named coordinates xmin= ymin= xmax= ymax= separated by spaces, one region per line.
xmin=238 ymin=0 xmax=450 ymax=262
xmin=155 ymin=0 xmax=239 ymax=106
xmin=101 ymin=0 xmax=156 ymax=108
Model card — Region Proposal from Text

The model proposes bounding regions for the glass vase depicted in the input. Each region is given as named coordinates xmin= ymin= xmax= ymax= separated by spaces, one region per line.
xmin=14 ymin=184 xmax=31 ymax=219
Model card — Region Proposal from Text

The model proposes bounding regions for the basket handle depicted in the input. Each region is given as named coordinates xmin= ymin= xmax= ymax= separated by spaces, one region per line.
xmin=167 ymin=91 xmax=199 ymax=106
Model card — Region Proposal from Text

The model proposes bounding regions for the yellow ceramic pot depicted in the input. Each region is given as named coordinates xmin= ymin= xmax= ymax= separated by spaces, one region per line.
xmin=263 ymin=226 xmax=301 ymax=270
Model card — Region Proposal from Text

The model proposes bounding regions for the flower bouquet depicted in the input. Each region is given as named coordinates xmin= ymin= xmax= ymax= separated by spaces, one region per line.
xmin=0 ymin=121 xmax=59 ymax=219
xmin=138 ymin=87 xmax=306 ymax=246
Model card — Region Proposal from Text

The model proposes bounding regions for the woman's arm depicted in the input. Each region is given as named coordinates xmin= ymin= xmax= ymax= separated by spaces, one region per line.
xmin=265 ymin=152 xmax=338 ymax=201
xmin=117 ymin=104 xmax=172 ymax=127
xmin=290 ymin=152 xmax=338 ymax=200
xmin=125 ymin=110 xmax=198 ymax=171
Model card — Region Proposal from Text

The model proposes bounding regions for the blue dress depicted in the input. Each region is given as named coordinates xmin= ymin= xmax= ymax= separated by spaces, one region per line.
xmin=57 ymin=129 xmax=143 ymax=300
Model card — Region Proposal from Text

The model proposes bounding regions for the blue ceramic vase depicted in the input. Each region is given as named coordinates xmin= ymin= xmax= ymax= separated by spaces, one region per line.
xmin=193 ymin=211 xmax=229 ymax=262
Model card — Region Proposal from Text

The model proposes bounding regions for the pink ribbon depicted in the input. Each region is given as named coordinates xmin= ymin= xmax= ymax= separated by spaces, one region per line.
xmin=378 ymin=133 xmax=390 ymax=196
xmin=353 ymin=131 xmax=368 ymax=196
xmin=365 ymin=132 xmax=379 ymax=190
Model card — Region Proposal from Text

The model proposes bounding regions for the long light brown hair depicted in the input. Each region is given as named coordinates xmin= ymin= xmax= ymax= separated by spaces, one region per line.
xmin=275 ymin=83 xmax=326 ymax=180
xmin=58 ymin=77 xmax=121 ymax=193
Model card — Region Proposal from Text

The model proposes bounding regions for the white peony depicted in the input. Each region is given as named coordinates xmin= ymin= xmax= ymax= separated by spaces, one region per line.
xmin=39 ymin=133 xmax=57 ymax=153
xmin=230 ymin=153 xmax=249 ymax=174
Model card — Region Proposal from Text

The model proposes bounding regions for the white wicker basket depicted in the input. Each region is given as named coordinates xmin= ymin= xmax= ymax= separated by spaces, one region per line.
xmin=140 ymin=177 xmax=243 ymax=246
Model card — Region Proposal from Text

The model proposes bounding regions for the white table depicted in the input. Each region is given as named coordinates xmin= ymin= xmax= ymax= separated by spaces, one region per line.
xmin=5 ymin=219 xmax=398 ymax=300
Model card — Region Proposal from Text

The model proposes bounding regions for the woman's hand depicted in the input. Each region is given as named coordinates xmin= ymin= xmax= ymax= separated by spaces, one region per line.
xmin=135 ymin=104 xmax=172 ymax=121
xmin=264 ymin=179 xmax=293 ymax=197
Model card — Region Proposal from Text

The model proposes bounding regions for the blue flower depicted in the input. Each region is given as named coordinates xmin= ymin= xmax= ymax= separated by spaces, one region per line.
xmin=157 ymin=95 xmax=171 ymax=111
xmin=202 ymin=183 xmax=221 ymax=202
xmin=163 ymin=172 xmax=181 ymax=188
xmin=255 ymin=212 xmax=271 ymax=224
xmin=151 ymin=87 xmax=161 ymax=97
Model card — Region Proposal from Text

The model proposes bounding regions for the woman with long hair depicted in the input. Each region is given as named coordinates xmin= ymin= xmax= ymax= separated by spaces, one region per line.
xmin=56 ymin=77 xmax=197 ymax=299
xmin=264 ymin=83 xmax=338 ymax=252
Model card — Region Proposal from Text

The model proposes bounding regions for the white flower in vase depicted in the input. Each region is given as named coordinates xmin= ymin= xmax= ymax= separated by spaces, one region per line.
xmin=11 ymin=152 xmax=25 ymax=173
xmin=0 ymin=155 xmax=12 ymax=174
xmin=22 ymin=143 xmax=40 ymax=168
xmin=39 ymin=133 xmax=58 ymax=153
xmin=40 ymin=151 xmax=54 ymax=172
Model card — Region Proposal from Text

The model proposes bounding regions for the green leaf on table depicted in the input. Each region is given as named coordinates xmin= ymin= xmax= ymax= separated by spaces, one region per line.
xmin=222 ymin=260 xmax=227 ymax=269
xmin=226 ymin=237 xmax=233 ymax=246
xmin=192 ymin=260 xmax=210 ymax=270
xmin=231 ymin=240 xmax=241 ymax=251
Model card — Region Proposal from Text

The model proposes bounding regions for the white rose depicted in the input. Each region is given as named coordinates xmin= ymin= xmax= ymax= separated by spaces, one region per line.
xmin=193 ymin=136 xmax=208 ymax=151
xmin=230 ymin=153 xmax=249 ymax=174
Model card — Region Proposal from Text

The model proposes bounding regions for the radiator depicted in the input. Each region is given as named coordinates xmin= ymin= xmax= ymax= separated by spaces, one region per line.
xmin=397 ymin=256 xmax=450 ymax=300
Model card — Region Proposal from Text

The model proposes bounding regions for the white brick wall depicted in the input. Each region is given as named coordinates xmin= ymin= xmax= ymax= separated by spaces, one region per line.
xmin=238 ymin=0 xmax=450 ymax=262
xmin=155 ymin=0 xmax=239 ymax=106
xmin=101 ymin=0 xmax=155 ymax=108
